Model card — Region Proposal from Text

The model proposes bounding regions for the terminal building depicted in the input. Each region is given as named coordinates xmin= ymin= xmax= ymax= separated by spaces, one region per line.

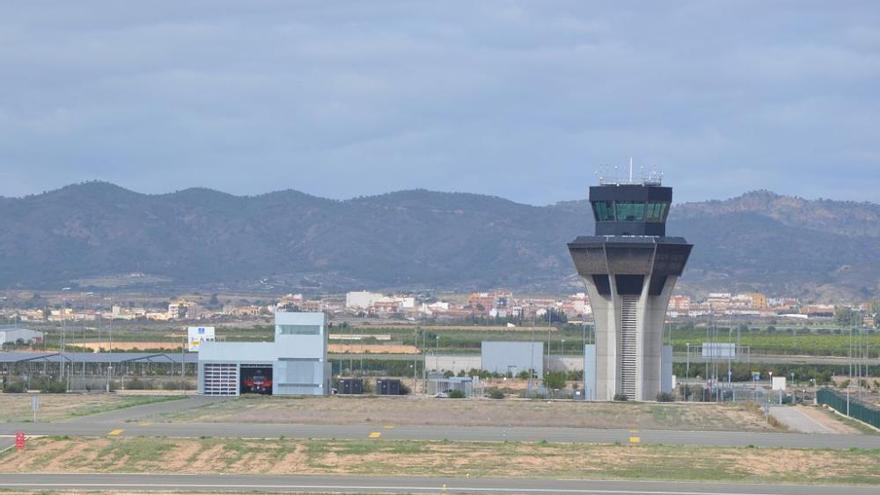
xmin=568 ymin=173 xmax=691 ymax=401
xmin=197 ymin=311 xmax=329 ymax=396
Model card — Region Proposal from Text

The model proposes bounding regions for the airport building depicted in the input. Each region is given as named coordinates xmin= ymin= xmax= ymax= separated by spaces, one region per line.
xmin=481 ymin=341 xmax=544 ymax=378
xmin=197 ymin=311 xmax=329 ymax=396
xmin=568 ymin=174 xmax=691 ymax=401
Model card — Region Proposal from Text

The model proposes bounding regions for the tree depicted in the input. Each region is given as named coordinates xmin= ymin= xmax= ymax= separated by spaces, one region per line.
xmin=543 ymin=371 xmax=566 ymax=390
xmin=834 ymin=307 xmax=861 ymax=327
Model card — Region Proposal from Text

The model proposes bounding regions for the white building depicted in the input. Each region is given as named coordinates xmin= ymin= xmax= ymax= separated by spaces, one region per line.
xmin=198 ymin=312 xmax=328 ymax=396
xmin=345 ymin=291 xmax=384 ymax=309
xmin=0 ymin=328 xmax=44 ymax=346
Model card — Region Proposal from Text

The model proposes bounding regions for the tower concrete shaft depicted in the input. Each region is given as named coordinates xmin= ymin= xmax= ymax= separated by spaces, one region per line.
xmin=568 ymin=182 xmax=691 ymax=401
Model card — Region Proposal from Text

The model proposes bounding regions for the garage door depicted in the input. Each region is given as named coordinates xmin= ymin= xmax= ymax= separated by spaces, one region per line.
xmin=203 ymin=363 xmax=238 ymax=396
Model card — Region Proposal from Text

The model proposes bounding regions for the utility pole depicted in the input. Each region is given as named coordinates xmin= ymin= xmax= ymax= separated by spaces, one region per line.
xmin=106 ymin=298 xmax=113 ymax=393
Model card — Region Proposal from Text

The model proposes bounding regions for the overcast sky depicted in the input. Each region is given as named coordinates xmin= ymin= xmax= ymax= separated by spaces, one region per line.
xmin=0 ymin=1 xmax=877 ymax=204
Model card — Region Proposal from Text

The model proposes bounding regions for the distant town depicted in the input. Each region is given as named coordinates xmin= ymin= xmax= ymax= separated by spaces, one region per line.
xmin=1 ymin=289 xmax=877 ymax=328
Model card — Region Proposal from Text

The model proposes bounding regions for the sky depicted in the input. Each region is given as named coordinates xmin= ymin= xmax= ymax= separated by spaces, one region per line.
xmin=0 ymin=1 xmax=878 ymax=205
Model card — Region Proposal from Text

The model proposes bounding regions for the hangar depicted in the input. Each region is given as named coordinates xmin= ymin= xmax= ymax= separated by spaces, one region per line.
xmin=197 ymin=311 xmax=328 ymax=396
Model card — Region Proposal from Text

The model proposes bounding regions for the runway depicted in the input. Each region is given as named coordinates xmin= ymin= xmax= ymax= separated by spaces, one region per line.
xmin=0 ymin=473 xmax=875 ymax=494
xmin=3 ymin=419 xmax=879 ymax=449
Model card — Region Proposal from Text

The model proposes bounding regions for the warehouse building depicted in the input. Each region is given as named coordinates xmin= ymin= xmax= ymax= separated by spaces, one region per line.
xmin=197 ymin=311 xmax=328 ymax=396
xmin=0 ymin=327 xmax=44 ymax=347
xmin=481 ymin=341 xmax=544 ymax=378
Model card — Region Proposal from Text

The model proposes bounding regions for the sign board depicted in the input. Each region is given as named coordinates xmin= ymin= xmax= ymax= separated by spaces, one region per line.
xmin=187 ymin=326 xmax=215 ymax=352
xmin=15 ymin=432 xmax=25 ymax=450
xmin=771 ymin=376 xmax=787 ymax=391
xmin=702 ymin=343 xmax=736 ymax=359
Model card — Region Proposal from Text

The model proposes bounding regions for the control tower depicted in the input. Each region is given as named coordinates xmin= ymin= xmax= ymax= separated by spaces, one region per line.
xmin=568 ymin=171 xmax=691 ymax=401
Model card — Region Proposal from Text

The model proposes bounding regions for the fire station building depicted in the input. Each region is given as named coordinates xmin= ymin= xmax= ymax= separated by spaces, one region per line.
xmin=197 ymin=311 xmax=329 ymax=396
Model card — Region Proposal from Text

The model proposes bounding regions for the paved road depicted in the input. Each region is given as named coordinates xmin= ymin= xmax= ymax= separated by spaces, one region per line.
xmin=769 ymin=406 xmax=836 ymax=434
xmin=0 ymin=473 xmax=875 ymax=494
xmin=3 ymin=419 xmax=880 ymax=449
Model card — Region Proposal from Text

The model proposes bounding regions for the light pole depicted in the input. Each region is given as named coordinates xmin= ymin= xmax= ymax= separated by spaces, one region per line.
xmin=106 ymin=297 xmax=113 ymax=393
xmin=685 ymin=343 xmax=690 ymax=381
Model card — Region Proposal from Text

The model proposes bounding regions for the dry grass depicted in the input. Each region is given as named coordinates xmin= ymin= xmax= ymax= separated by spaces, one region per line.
xmin=0 ymin=394 xmax=181 ymax=423
xmin=162 ymin=395 xmax=778 ymax=431
xmin=1 ymin=436 xmax=877 ymax=485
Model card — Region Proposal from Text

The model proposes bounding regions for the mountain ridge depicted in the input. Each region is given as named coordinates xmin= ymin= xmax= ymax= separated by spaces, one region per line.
xmin=0 ymin=181 xmax=877 ymax=301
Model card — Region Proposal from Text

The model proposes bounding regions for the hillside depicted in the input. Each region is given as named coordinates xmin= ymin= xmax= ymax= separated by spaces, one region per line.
xmin=0 ymin=183 xmax=877 ymax=301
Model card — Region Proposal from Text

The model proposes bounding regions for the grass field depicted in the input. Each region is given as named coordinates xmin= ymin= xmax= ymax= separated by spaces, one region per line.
xmin=161 ymin=395 xmax=780 ymax=431
xmin=0 ymin=394 xmax=184 ymax=423
xmin=1 ymin=436 xmax=877 ymax=485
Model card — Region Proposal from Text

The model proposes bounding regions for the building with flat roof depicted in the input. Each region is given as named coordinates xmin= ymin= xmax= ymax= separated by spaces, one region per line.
xmin=197 ymin=311 xmax=328 ymax=396
xmin=481 ymin=341 xmax=544 ymax=378
xmin=0 ymin=327 xmax=44 ymax=347
xmin=568 ymin=174 xmax=691 ymax=401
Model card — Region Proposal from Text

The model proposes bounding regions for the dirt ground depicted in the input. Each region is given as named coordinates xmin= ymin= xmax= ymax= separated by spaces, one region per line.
xmin=0 ymin=394 xmax=178 ymax=423
xmin=796 ymin=405 xmax=860 ymax=434
xmin=328 ymin=344 xmax=420 ymax=354
xmin=1 ymin=436 xmax=877 ymax=485
xmin=74 ymin=341 xmax=183 ymax=351
xmin=163 ymin=396 xmax=778 ymax=431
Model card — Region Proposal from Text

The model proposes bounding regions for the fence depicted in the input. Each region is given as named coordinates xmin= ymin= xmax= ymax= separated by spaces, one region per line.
xmin=817 ymin=388 xmax=880 ymax=429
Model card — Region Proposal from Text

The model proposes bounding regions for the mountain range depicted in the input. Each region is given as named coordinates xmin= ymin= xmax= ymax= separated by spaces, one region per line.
xmin=1 ymin=182 xmax=878 ymax=301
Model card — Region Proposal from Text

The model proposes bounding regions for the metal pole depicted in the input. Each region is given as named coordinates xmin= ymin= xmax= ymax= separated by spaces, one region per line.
xmin=106 ymin=306 xmax=113 ymax=393
xmin=685 ymin=343 xmax=690 ymax=381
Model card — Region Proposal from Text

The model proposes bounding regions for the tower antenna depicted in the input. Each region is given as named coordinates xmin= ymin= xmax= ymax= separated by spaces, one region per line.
xmin=629 ymin=157 xmax=634 ymax=183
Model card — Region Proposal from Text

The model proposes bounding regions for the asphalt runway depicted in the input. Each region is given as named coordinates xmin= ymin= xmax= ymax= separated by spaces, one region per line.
xmin=3 ymin=419 xmax=880 ymax=449
xmin=3 ymin=396 xmax=879 ymax=449
xmin=0 ymin=473 xmax=875 ymax=494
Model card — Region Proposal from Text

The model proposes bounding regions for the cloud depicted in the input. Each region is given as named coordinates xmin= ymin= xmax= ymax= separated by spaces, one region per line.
xmin=0 ymin=1 xmax=877 ymax=204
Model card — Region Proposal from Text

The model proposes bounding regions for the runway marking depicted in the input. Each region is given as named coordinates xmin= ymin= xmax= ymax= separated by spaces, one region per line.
xmin=107 ymin=429 xmax=124 ymax=436
xmin=384 ymin=425 xmax=395 ymax=429
xmin=0 ymin=482 xmax=816 ymax=494
xmin=629 ymin=436 xmax=641 ymax=444
xmin=369 ymin=432 xmax=382 ymax=438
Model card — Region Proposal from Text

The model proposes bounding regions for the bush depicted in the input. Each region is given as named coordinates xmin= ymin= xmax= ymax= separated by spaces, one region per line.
xmin=3 ymin=380 xmax=27 ymax=393
xmin=447 ymin=389 xmax=466 ymax=399
xmin=40 ymin=380 xmax=67 ymax=394
xmin=543 ymin=371 xmax=567 ymax=391
xmin=656 ymin=392 xmax=675 ymax=402
xmin=486 ymin=388 xmax=505 ymax=399
xmin=124 ymin=377 xmax=150 ymax=390
xmin=398 ymin=382 xmax=411 ymax=395
xmin=613 ymin=393 xmax=629 ymax=401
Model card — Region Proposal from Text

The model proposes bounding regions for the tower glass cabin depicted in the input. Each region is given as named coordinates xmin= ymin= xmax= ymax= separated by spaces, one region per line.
xmin=568 ymin=180 xmax=692 ymax=401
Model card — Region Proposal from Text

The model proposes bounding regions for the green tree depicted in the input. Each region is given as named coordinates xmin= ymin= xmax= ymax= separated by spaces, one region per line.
xmin=834 ymin=307 xmax=861 ymax=327
xmin=543 ymin=371 xmax=566 ymax=390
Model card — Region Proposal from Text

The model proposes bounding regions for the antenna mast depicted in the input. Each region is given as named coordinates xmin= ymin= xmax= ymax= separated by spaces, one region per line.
xmin=629 ymin=157 xmax=634 ymax=183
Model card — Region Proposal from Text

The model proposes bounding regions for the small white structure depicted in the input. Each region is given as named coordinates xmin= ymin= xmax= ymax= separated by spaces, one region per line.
xmin=702 ymin=343 xmax=736 ymax=359
xmin=187 ymin=326 xmax=216 ymax=352
xmin=771 ymin=376 xmax=787 ymax=391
